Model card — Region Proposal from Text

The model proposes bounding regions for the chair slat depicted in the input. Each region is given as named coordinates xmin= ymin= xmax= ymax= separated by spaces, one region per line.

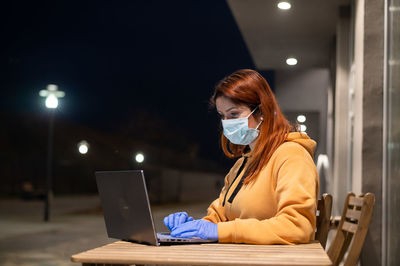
xmin=345 ymin=209 xmax=361 ymax=220
xmin=348 ymin=196 xmax=364 ymax=207
xmin=315 ymin=193 xmax=332 ymax=249
xmin=327 ymin=192 xmax=375 ymax=266
xmin=342 ymin=221 xmax=358 ymax=233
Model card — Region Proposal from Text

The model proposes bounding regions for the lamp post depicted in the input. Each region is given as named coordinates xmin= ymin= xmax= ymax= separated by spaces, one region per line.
xmin=39 ymin=84 xmax=65 ymax=222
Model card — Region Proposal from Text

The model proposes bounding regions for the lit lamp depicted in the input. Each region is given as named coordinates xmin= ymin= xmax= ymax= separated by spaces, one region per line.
xmin=78 ymin=140 xmax=89 ymax=154
xmin=296 ymin=114 xmax=307 ymax=134
xmin=39 ymin=84 xmax=65 ymax=108
xmin=300 ymin=124 xmax=307 ymax=133
xmin=297 ymin=115 xmax=306 ymax=123
xmin=39 ymin=84 xmax=65 ymax=222
xmin=286 ymin=57 xmax=298 ymax=66
xmin=135 ymin=153 xmax=145 ymax=163
xmin=277 ymin=1 xmax=291 ymax=10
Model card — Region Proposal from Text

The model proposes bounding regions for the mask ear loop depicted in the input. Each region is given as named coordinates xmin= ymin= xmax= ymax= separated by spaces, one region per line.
xmin=246 ymin=104 xmax=263 ymax=129
xmin=254 ymin=105 xmax=264 ymax=130
xmin=255 ymin=117 xmax=263 ymax=130
xmin=246 ymin=105 xmax=260 ymax=118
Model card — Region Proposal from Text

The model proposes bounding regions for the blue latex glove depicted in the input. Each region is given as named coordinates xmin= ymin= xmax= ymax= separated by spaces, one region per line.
xmin=163 ymin=212 xmax=194 ymax=231
xmin=170 ymin=219 xmax=218 ymax=240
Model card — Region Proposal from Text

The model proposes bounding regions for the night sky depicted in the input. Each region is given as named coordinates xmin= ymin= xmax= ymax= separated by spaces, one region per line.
xmin=1 ymin=1 xmax=274 ymax=162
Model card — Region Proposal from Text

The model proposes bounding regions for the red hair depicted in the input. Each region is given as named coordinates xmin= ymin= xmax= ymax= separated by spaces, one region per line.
xmin=210 ymin=69 xmax=294 ymax=184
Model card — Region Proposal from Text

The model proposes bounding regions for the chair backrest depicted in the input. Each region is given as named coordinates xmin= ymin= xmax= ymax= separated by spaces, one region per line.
xmin=327 ymin=192 xmax=375 ymax=266
xmin=315 ymin=193 xmax=333 ymax=248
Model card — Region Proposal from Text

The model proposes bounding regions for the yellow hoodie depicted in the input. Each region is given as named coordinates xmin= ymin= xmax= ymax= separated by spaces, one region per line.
xmin=203 ymin=132 xmax=319 ymax=244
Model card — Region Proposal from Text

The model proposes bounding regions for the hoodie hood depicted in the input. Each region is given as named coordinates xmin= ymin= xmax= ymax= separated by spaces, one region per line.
xmin=242 ymin=132 xmax=316 ymax=158
xmin=285 ymin=132 xmax=316 ymax=158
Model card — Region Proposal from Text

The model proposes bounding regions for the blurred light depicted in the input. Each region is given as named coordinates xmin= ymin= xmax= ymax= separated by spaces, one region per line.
xmin=47 ymin=84 xmax=57 ymax=91
xmin=300 ymin=124 xmax=307 ymax=132
xmin=45 ymin=94 xmax=59 ymax=109
xmin=135 ymin=153 xmax=144 ymax=163
xmin=297 ymin=115 xmax=306 ymax=123
xmin=39 ymin=84 xmax=65 ymax=109
xmin=277 ymin=1 xmax=291 ymax=10
xmin=286 ymin=57 xmax=298 ymax=66
xmin=39 ymin=90 xmax=48 ymax=97
xmin=79 ymin=145 xmax=88 ymax=154
xmin=78 ymin=140 xmax=89 ymax=154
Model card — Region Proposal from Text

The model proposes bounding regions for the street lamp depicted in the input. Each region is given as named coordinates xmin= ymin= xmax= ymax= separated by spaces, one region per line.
xmin=39 ymin=84 xmax=65 ymax=222
xmin=135 ymin=153 xmax=145 ymax=163
xmin=39 ymin=84 xmax=65 ymax=108
xmin=78 ymin=140 xmax=89 ymax=155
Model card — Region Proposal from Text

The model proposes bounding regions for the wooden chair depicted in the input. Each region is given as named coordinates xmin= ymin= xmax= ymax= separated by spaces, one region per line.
xmin=315 ymin=193 xmax=332 ymax=248
xmin=327 ymin=192 xmax=375 ymax=266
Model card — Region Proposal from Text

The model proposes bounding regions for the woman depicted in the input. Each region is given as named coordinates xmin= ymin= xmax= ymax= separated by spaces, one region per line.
xmin=164 ymin=69 xmax=319 ymax=244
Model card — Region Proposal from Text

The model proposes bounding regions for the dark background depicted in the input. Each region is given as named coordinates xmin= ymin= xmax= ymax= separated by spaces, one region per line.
xmin=0 ymin=0 xmax=275 ymax=197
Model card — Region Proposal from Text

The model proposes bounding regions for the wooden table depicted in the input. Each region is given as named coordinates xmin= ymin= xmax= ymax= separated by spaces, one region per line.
xmin=71 ymin=240 xmax=332 ymax=266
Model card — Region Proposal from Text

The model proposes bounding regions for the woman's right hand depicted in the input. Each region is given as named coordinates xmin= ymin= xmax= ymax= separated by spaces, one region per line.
xmin=163 ymin=212 xmax=194 ymax=231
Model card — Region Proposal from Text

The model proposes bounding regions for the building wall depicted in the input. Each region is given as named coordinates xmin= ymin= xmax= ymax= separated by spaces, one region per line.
xmin=332 ymin=1 xmax=385 ymax=264
xmin=360 ymin=0 xmax=385 ymax=264
xmin=384 ymin=0 xmax=400 ymax=264
xmin=352 ymin=0 xmax=365 ymax=197
xmin=349 ymin=0 xmax=385 ymax=264
xmin=333 ymin=9 xmax=351 ymax=215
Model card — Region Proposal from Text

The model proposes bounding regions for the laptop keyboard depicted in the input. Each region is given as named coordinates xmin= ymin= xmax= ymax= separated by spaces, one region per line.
xmin=157 ymin=232 xmax=194 ymax=242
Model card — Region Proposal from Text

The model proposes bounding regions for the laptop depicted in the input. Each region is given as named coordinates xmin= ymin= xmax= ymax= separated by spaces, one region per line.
xmin=95 ymin=170 xmax=217 ymax=246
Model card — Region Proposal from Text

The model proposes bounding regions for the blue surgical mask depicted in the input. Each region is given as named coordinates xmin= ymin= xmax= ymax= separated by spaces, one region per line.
xmin=221 ymin=106 xmax=263 ymax=145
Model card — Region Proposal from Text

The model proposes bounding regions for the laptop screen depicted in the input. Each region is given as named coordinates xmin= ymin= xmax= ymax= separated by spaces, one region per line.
xmin=95 ymin=170 xmax=158 ymax=245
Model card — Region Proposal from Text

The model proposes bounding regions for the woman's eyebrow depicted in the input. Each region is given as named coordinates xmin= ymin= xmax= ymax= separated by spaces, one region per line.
xmin=225 ymin=106 xmax=238 ymax=112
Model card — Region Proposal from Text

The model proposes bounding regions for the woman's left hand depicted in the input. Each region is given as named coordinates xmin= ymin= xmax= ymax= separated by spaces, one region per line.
xmin=171 ymin=219 xmax=218 ymax=240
